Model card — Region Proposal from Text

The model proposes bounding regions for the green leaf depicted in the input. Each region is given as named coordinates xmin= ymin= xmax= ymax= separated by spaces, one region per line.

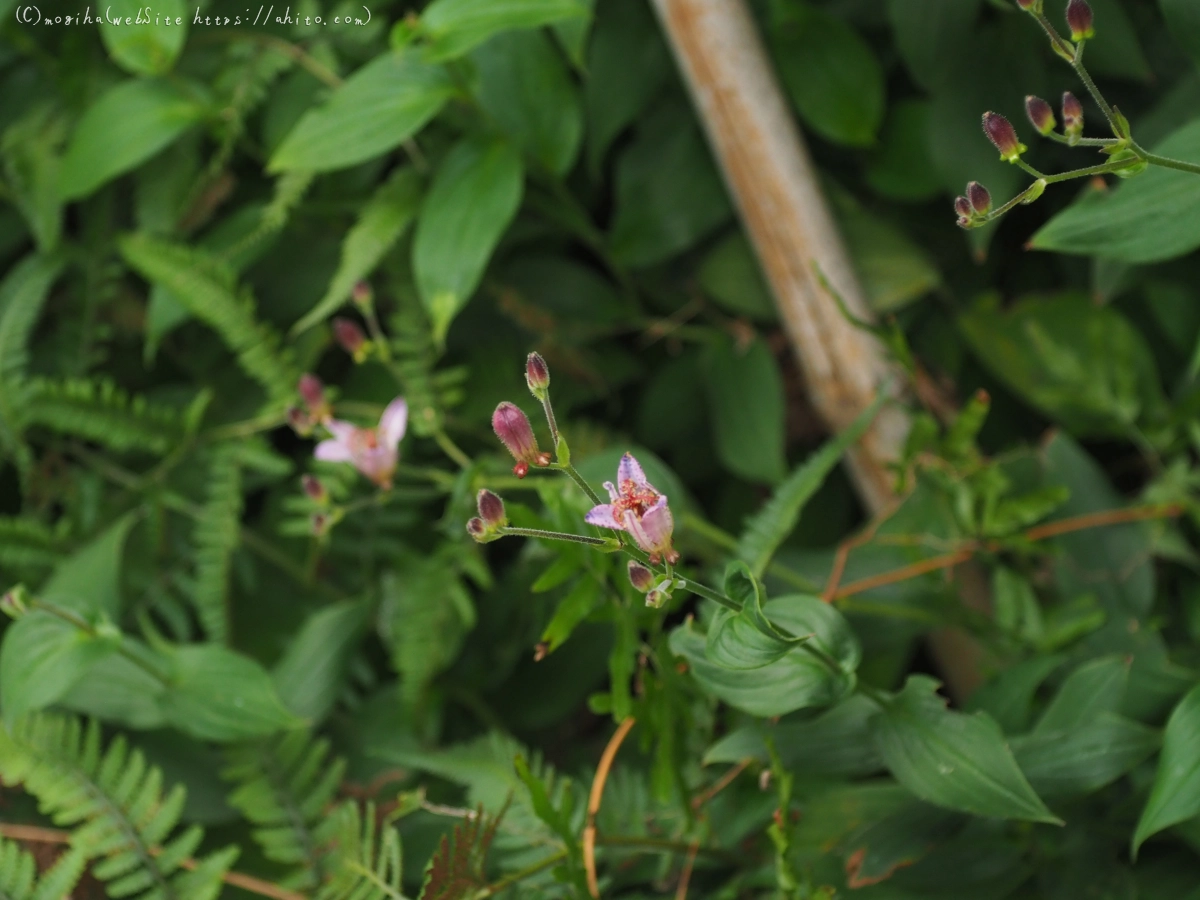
xmin=706 ymin=564 xmax=804 ymax=670
xmin=270 ymin=51 xmax=454 ymax=173
xmin=472 ymin=30 xmax=582 ymax=175
xmin=0 ymin=614 xmax=119 ymax=723
xmin=40 ymin=513 xmax=137 ymax=617
xmin=1030 ymin=120 xmax=1200 ymax=263
xmin=965 ymin=655 xmax=1066 ymax=734
xmin=1034 ymin=655 xmax=1130 ymax=735
xmin=99 ymin=0 xmax=188 ymax=76
xmin=887 ymin=0 xmax=981 ymax=91
xmin=835 ymin=198 xmax=941 ymax=313
xmin=608 ymin=102 xmax=732 ymax=267
xmin=58 ymin=654 xmax=167 ymax=730
xmin=272 ymin=600 xmax=369 ymax=723
xmin=959 ymin=292 xmax=1166 ymax=437
xmin=60 ymin=79 xmax=203 ymax=201
xmin=873 ymin=675 xmax=1061 ymax=824
xmin=412 ymin=137 xmax=524 ymax=342
xmin=292 ymin=168 xmax=421 ymax=335
xmin=769 ymin=0 xmax=884 ymax=147
xmin=160 ymin=645 xmax=303 ymax=742
xmin=703 ymin=334 xmax=787 ymax=485
xmin=737 ymin=393 xmax=884 ymax=577
xmin=421 ymin=0 xmax=589 ymax=59
xmin=698 ymin=233 xmax=777 ymax=322
xmin=1133 ymin=682 xmax=1200 ymax=855
xmin=1012 ymin=713 xmax=1159 ymax=798
xmin=865 ymin=99 xmax=941 ymax=202
xmin=540 ymin=577 xmax=601 ymax=655
xmin=1163 ymin=0 xmax=1200 ymax=65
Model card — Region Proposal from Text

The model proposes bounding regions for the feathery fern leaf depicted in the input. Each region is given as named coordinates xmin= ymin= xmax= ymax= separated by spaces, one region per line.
xmin=0 ymin=837 xmax=88 ymax=900
xmin=419 ymin=804 xmax=506 ymax=900
xmin=191 ymin=443 xmax=243 ymax=642
xmin=387 ymin=302 xmax=466 ymax=439
xmin=0 ymin=714 xmax=238 ymax=900
xmin=314 ymin=801 xmax=406 ymax=900
xmin=21 ymin=377 xmax=207 ymax=455
xmin=118 ymin=234 xmax=299 ymax=406
xmin=0 ymin=516 xmax=63 ymax=575
xmin=223 ymin=730 xmax=347 ymax=890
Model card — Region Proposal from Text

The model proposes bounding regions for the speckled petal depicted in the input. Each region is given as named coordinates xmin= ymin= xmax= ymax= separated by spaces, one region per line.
xmin=314 ymin=439 xmax=354 ymax=463
xmin=585 ymin=504 xmax=623 ymax=530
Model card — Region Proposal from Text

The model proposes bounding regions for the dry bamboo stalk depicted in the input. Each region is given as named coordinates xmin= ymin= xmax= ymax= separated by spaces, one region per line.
xmin=650 ymin=0 xmax=989 ymax=698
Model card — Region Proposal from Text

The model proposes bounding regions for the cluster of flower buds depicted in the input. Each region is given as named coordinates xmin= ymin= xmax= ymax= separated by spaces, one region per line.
xmin=954 ymin=182 xmax=992 ymax=229
xmin=288 ymin=374 xmax=332 ymax=436
xmin=466 ymin=489 xmax=508 ymax=543
xmin=492 ymin=402 xmax=551 ymax=478
xmin=627 ymin=560 xmax=680 ymax=609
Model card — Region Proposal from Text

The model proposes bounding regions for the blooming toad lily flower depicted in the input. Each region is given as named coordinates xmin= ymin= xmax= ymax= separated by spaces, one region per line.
xmin=314 ymin=397 xmax=408 ymax=489
xmin=585 ymin=453 xmax=680 ymax=565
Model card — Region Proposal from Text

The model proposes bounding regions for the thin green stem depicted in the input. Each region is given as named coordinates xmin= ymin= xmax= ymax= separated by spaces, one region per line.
xmin=205 ymin=411 xmax=289 ymax=442
xmin=1044 ymin=131 xmax=1119 ymax=147
xmin=1070 ymin=44 xmax=1118 ymax=133
xmin=540 ymin=396 xmax=560 ymax=450
xmin=500 ymin=526 xmax=616 ymax=547
xmin=1138 ymin=149 xmax=1200 ymax=176
xmin=679 ymin=513 xmax=822 ymax=592
xmin=856 ymin=683 xmax=893 ymax=709
xmin=433 ymin=429 xmax=472 ymax=470
xmin=557 ymin=463 xmax=604 ymax=507
xmin=1015 ymin=159 xmax=1046 ymax=180
xmin=473 ymin=850 xmax=567 ymax=898
xmin=1042 ymin=158 xmax=1140 ymax=184
xmin=674 ymin=575 xmax=740 ymax=613
xmin=31 ymin=600 xmax=170 ymax=683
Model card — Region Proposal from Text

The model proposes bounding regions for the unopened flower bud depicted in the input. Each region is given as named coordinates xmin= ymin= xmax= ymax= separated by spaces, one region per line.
xmin=956 ymin=216 xmax=972 ymax=230
xmin=333 ymin=318 xmax=367 ymax=360
xmin=492 ymin=402 xmax=551 ymax=478
xmin=1062 ymin=92 xmax=1084 ymax=140
xmin=628 ymin=561 xmax=655 ymax=593
xmin=352 ymin=280 xmax=373 ymax=309
xmin=954 ymin=196 xmax=972 ymax=218
xmin=525 ymin=352 xmax=550 ymax=398
xmin=1066 ymin=0 xmax=1094 ymax=40
xmin=311 ymin=512 xmax=331 ymax=536
xmin=287 ymin=406 xmax=314 ymax=436
xmin=967 ymin=181 xmax=991 ymax=216
xmin=1 ymin=585 xmax=29 ymax=619
xmin=1025 ymin=96 xmax=1056 ymax=135
xmin=982 ymin=112 xmax=1026 ymax=162
xmin=466 ymin=517 xmax=487 ymax=541
xmin=302 ymin=474 xmax=327 ymax=503
xmin=298 ymin=373 xmax=331 ymax=422
xmin=476 ymin=489 xmax=507 ymax=527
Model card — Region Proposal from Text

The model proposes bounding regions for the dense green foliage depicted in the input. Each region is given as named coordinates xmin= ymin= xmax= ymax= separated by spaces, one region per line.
xmin=4 ymin=0 xmax=1200 ymax=897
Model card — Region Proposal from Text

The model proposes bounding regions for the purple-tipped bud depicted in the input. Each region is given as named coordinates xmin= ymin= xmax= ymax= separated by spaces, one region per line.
xmin=1025 ymin=96 xmax=1056 ymax=135
xmin=298 ymin=373 xmax=325 ymax=409
xmin=1066 ymin=0 xmax=1094 ymax=40
xmin=956 ymin=216 xmax=972 ymax=230
xmin=525 ymin=352 xmax=550 ymax=397
xmin=466 ymin=517 xmax=487 ymax=541
xmin=1062 ymin=92 xmax=1084 ymax=137
xmin=982 ymin=112 xmax=1025 ymax=162
xmin=352 ymin=280 xmax=373 ymax=308
xmin=628 ymin=561 xmax=655 ymax=593
xmin=302 ymin=474 xmax=327 ymax=503
xmin=287 ymin=406 xmax=314 ymax=436
xmin=0 ymin=586 xmax=29 ymax=619
xmin=492 ymin=402 xmax=550 ymax=478
xmin=1015 ymin=0 xmax=1040 ymax=8
xmin=333 ymin=318 xmax=367 ymax=358
xmin=477 ymin=489 xmax=507 ymax=527
xmin=311 ymin=512 xmax=331 ymax=537
xmin=954 ymin=196 xmax=972 ymax=218
xmin=967 ymin=182 xmax=992 ymax=216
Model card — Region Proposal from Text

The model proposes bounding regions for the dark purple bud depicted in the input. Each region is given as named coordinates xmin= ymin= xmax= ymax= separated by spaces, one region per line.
xmin=628 ymin=560 xmax=655 ymax=593
xmin=1062 ymin=92 xmax=1084 ymax=136
xmin=466 ymin=517 xmax=487 ymax=540
xmin=333 ymin=318 xmax=366 ymax=357
xmin=298 ymin=373 xmax=324 ymax=409
xmin=311 ymin=512 xmax=330 ymax=536
xmin=954 ymin=196 xmax=972 ymax=218
xmin=956 ymin=216 xmax=972 ymax=230
xmin=1025 ymin=96 xmax=1056 ymax=135
xmin=967 ymin=182 xmax=992 ymax=216
xmin=476 ymin=489 xmax=507 ymax=527
xmin=982 ymin=112 xmax=1025 ymax=161
xmin=352 ymin=280 xmax=373 ymax=308
xmin=492 ymin=402 xmax=550 ymax=476
xmin=302 ymin=474 xmax=327 ymax=503
xmin=287 ymin=406 xmax=314 ymax=436
xmin=1066 ymin=0 xmax=1094 ymax=40
xmin=525 ymin=352 xmax=550 ymax=397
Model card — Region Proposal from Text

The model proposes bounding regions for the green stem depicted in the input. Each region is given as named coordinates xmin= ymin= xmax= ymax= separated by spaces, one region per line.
xmin=679 ymin=513 xmax=822 ymax=592
xmin=1138 ymin=149 xmax=1200 ymax=176
xmin=1015 ymin=159 xmax=1046 ymax=180
xmin=1069 ymin=44 xmax=1119 ymax=134
xmin=472 ymin=851 xmax=567 ymax=899
xmin=433 ymin=429 xmax=472 ymax=470
xmin=1042 ymin=158 xmax=1140 ymax=183
xmin=557 ymin=463 xmax=604 ymax=507
xmin=500 ymin=526 xmax=616 ymax=547
xmin=1044 ymin=131 xmax=1118 ymax=147
xmin=31 ymin=600 xmax=170 ymax=683
xmin=540 ymin=395 xmax=560 ymax=451
xmin=856 ymin=682 xmax=893 ymax=710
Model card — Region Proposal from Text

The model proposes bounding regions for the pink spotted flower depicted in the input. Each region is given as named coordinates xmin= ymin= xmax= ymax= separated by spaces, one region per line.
xmin=585 ymin=453 xmax=679 ymax=565
xmin=314 ymin=397 xmax=408 ymax=489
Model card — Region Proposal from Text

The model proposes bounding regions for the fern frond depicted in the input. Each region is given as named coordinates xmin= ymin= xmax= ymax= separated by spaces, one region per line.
xmin=314 ymin=801 xmax=406 ymax=900
xmin=223 ymin=730 xmax=347 ymax=890
xmin=0 ymin=714 xmax=238 ymax=900
xmin=387 ymin=301 xmax=466 ymax=439
xmin=419 ymin=803 xmax=506 ymax=900
xmin=0 ymin=837 xmax=88 ymax=900
xmin=21 ymin=377 xmax=206 ymax=454
xmin=118 ymin=234 xmax=299 ymax=406
xmin=190 ymin=443 xmax=243 ymax=642
xmin=0 ymin=516 xmax=63 ymax=575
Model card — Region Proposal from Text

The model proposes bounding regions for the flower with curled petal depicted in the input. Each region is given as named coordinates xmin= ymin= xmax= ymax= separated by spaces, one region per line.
xmin=314 ymin=397 xmax=407 ymax=489
xmin=585 ymin=453 xmax=679 ymax=565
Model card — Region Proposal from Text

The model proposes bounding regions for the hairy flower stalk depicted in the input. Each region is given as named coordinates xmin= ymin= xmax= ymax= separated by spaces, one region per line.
xmin=585 ymin=453 xmax=680 ymax=565
xmin=314 ymin=397 xmax=408 ymax=489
